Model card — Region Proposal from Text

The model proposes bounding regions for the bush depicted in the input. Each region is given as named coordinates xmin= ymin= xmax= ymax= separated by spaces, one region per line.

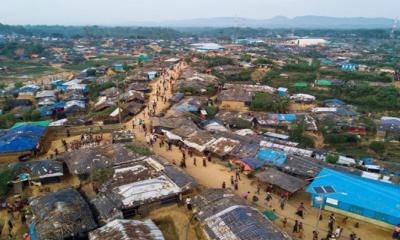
xmin=0 ymin=167 xmax=14 ymax=200
xmin=226 ymin=70 xmax=252 ymax=82
xmin=324 ymin=133 xmax=359 ymax=144
xmin=282 ymin=63 xmax=318 ymax=72
xmin=250 ymin=92 xmax=289 ymax=113
xmin=240 ymin=54 xmax=252 ymax=62
xmin=369 ymin=141 xmax=385 ymax=154
xmin=206 ymin=106 xmax=218 ymax=118
xmin=231 ymin=118 xmax=252 ymax=129
xmin=31 ymin=110 xmax=41 ymax=121
xmin=184 ymin=112 xmax=202 ymax=124
xmin=206 ymin=84 xmax=217 ymax=96
xmin=326 ymin=154 xmax=339 ymax=164
xmin=90 ymin=168 xmax=113 ymax=184
xmin=88 ymin=81 xmax=115 ymax=101
xmin=125 ymin=144 xmax=153 ymax=156
xmin=0 ymin=113 xmax=16 ymax=129
xmin=205 ymin=56 xmax=234 ymax=68
xmin=179 ymin=86 xmax=199 ymax=95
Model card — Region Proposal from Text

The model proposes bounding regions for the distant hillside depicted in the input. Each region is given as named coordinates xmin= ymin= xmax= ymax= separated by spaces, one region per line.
xmin=0 ymin=24 xmax=183 ymax=39
xmin=146 ymin=16 xmax=394 ymax=29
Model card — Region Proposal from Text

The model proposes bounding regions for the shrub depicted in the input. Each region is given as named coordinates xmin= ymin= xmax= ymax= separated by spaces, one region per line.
xmin=0 ymin=167 xmax=14 ymax=200
xmin=326 ymin=154 xmax=339 ymax=164
xmin=126 ymin=144 xmax=153 ymax=156
xmin=369 ymin=141 xmax=385 ymax=154
xmin=231 ymin=118 xmax=252 ymax=129
xmin=250 ymin=92 xmax=289 ymax=113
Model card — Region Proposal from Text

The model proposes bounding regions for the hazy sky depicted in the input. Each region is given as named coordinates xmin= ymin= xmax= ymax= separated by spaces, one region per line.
xmin=0 ymin=0 xmax=398 ymax=25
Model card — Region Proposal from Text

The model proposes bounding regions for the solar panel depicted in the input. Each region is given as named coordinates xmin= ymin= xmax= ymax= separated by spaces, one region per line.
xmin=313 ymin=186 xmax=336 ymax=194
xmin=323 ymin=186 xmax=336 ymax=194
xmin=313 ymin=187 xmax=325 ymax=194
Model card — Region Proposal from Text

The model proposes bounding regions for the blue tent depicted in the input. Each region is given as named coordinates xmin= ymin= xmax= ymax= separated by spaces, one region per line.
xmin=29 ymin=223 xmax=38 ymax=240
xmin=0 ymin=125 xmax=47 ymax=153
xmin=175 ymin=105 xmax=198 ymax=112
xmin=51 ymin=79 xmax=64 ymax=88
xmin=39 ymin=106 xmax=53 ymax=117
xmin=341 ymin=64 xmax=357 ymax=71
xmin=148 ymin=71 xmax=157 ymax=80
xmin=307 ymin=168 xmax=400 ymax=226
xmin=241 ymin=157 xmax=268 ymax=171
xmin=323 ymin=99 xmax=345 ymax=106
xmin=256 ymin=149 xmax=287 ymax=167
xmin=267 ymin=114 xmax=297 ymax=122
xmin=56 ymin=85 xmax=68 ymax=92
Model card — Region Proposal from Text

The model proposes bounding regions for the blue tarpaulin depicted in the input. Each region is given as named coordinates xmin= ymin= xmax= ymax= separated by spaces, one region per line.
xmin=148 ymin=71 xmax=157 ymax=80
xmin=56 ymin=85 xmax=68 ymax=92
xmin=307 ymin=168 xmax=400 ymax=225
xmin=241 ymin=158 xmax=266 ymax=171
xmin=323 ymin=99 xmax=345 ymax=106
xmin=39 ymin=106 xmax=53 ymax=117
xmin=29 ymin=223 xmax=37 ymax=240
xmin=175 ymin=105 xmax=198 ymax=112
xmin=52 ymin=102 xmax=65 ymax=110
xmin=51 ymin=79 xmax=64 ymax=87
xmin=267 ymin=114 xmax=296 ymax=122
xmin=257 ymin=149 xmax=287 ymax=166
xmin=238 ymin=149 xmax=287 ymax=171
xmin=0 ymin=125 xmax=47 ymax=153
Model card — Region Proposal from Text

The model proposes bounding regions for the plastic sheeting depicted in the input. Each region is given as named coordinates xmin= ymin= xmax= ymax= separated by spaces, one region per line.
xmin=0 ymin=125 xmax=47 ymax=153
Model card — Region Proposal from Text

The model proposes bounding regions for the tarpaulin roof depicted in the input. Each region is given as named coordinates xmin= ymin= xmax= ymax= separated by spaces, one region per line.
xmin=323 ymin=99 xmax=345 ymax=106
xmin=0 ymin=125 xmax=47 ymax=153
xmin=204 ymin=205 xmax=290 ymax=240
xmin=267 ymin=114 xmax=297 ymax=122
xmin=89 ymin=219 xmax=165 ymax=240
xmin=315 ymin=79 xmax=333 ymax=86
xmin=192 ymin=189 xmax=290 ymax=240
xmin=11 ymin=121 xmax=51 ymax=129
xmin=257 ymin=149 xmax=287 ymax=167
xmin=240 ymin=158 xmax=266 ymax=171
xmin=294 ymin=82 xmax=308 ymax=87
xmin=306 ymin=168 xmax=400 ymax=220
xmin=256 ymin=168 xmax=308 ymax=193
xmin=30 ymin=188 xmax=97 ymax=240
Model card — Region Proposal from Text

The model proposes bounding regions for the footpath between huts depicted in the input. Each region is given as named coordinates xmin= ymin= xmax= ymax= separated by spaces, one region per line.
xmin=124 ymin=62 xmax=391 ymax=240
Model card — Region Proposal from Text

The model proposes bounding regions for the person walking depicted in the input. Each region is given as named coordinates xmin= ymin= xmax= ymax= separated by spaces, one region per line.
xmin=335 ymin=226 xmax=343 ymax=239
xmin=256 ymin=184 xmax=261 ymax=195
xmin=243 ymin=191 xmax=250 ymax=200
xmin=234 ymin=180 xmax=239 ymax=191
xmin=230 ymin=176 xmax=234 ymax=185
xmin=312 ymin=231 xmax=319 ymax=240
xmin=193 ymin=157 xmax=197 ymax=166
xmin=282 ymin=217 xmax=287 ymax=228
xmin=235 ymin=170 xmax=241 ymax=181
xmin=296 ymin=202 xmax=305 ymax=219
xmin=292 ymin=220 xmax=299 ymax=234
xmin=298 ymin=222 xmax=304 ymax=239
xmin=202 ymin=157 xmax=207 ymax=167
xmin=186 ymin=197 xmax=192 ymax=210
xmin=265 ymin=192 xmax=273 ymax=206
xmin=279 ymin=194 xmax=286 ymax=210
xmin=222 ymin=181 xmax=226 ymax=189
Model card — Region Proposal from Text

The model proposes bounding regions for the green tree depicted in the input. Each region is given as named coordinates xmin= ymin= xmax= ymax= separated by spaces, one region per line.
xmin=250 ymin=93 xmax=289 ymax=113
xmin=14 ymin=81 xmax=23 ymax=89
xmin=326 ymin=154 xmax=339 ymax=164
xmin=0 ymin=167 xmax=14 ymax=200
xmin=240 ymin=54 xmax=252 ymax=62
xmin=31 ymin=110 xmax=41 ymax=121
xmin=369 ymin=141 xmax=385 ymax=154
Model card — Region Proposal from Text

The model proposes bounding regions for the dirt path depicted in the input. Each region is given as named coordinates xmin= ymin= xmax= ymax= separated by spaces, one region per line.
xmin=122 ymin=61 xmax=391 ymax=240
xmin=34 ymin=61 xmax=392 ymax=240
